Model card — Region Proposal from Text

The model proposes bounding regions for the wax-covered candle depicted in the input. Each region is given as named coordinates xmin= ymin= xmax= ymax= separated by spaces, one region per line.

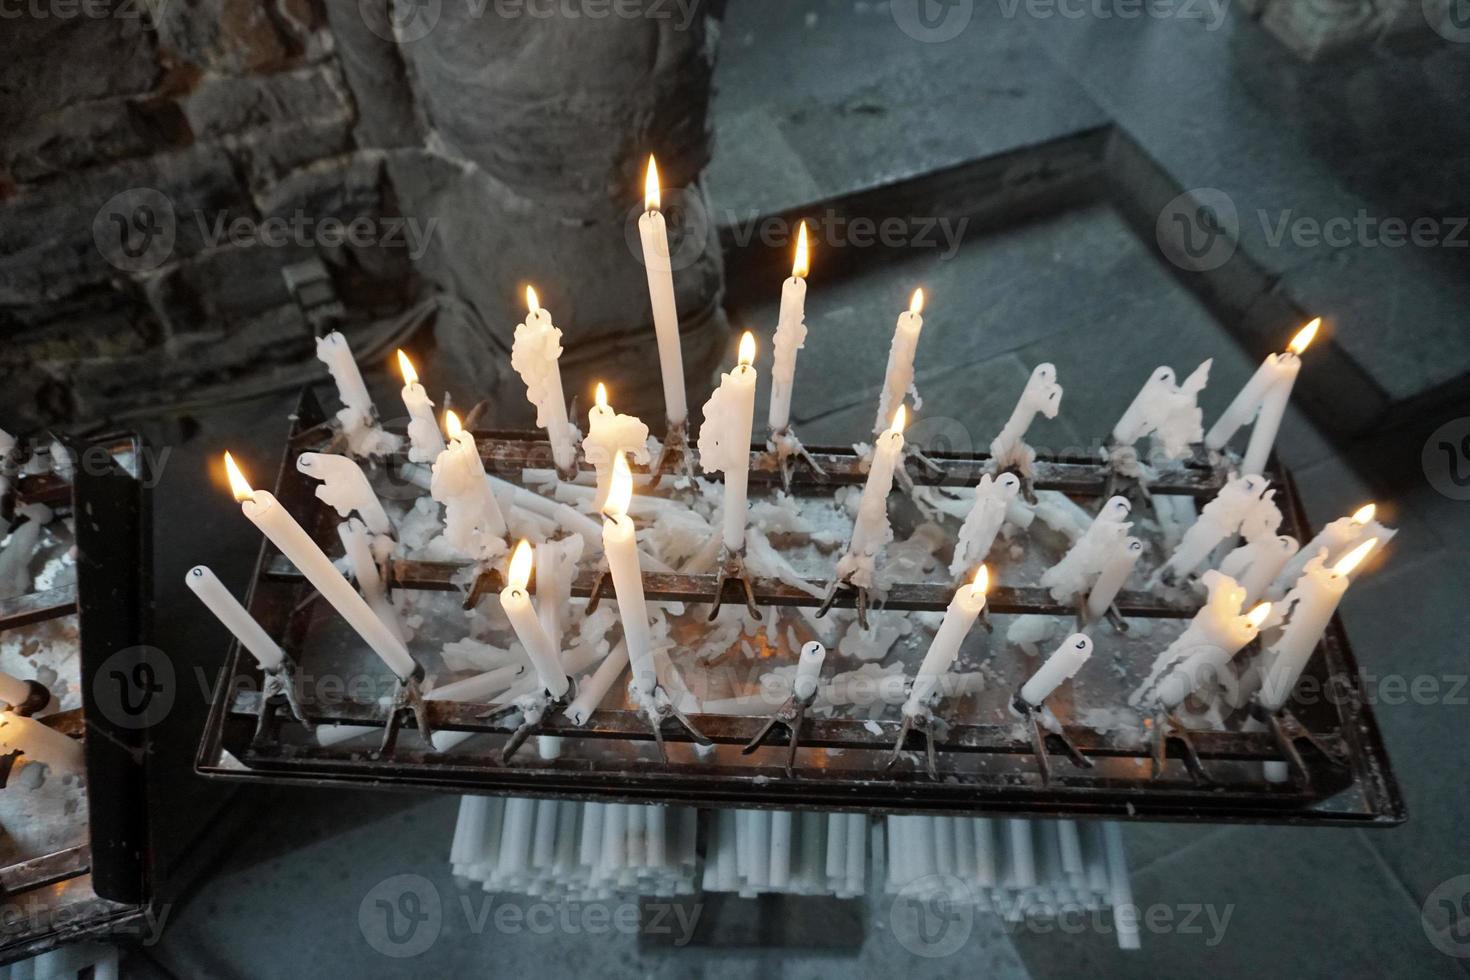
xmin=874 ymin=289 xmax=924 ymax=437
xmin=793 ymin=640 xmax=827 ymax=703
xmin=1019 ymin=633 xmax=1093 ymax=706
xmin=904 ymin=565 xmax=989 ymax=715
xmin=431 ymin=410 xmax=508 ymax=560
xmin=1085 ymin=536 xmax=1143 ymax=622
xmin=511 ymin=286 xmax=578 ymax=473
xmin=991 ymin=363 xmax=1062 ymax=472
xmin=397 ymin=350 xmax=447 ymax=463
xmin=582 ymin=384 xmax=651 ymax=511
xmin=698 ymin=332 xmax=758 ymax=551
xmin=602 ymin=454 xmax=657 ymax=700
xmin=296 ymin=452 xmax=392 ymax=538
xmin=638 ymin=156 xmax=687 ymax=424
xmin=499 ymin=540 xmax=570 ymax=697
xmin=769 ymin=222 xmax=810 ymax=433
xmin=950 ymin=472 xmax=1021 ymax=577
xmin=1206 ymin=318 xmax=1318 ymax=475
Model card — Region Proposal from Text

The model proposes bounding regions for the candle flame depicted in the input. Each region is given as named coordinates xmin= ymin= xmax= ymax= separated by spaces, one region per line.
xmin=738 ymin=331 xmax=757 ymax=367
xmin=793 ymin=221 xmax=810 ymax=279
xmin=604 ymin=452 xmax=633 ymax=520
xmin=595 ymin=382 xmax=609 ymax=410
xmin=644 ymin=155 xmax=660 ymax=212
xmin=1287 ymin=317 xmax=1320 ymax=355
xmin=396 ymin=349 xmax=419 ymax=387
xmin=443 ymin=408 xmax=463 ymax=440
xmin=969 ymin=564 xmax=990 ymax=598
xmin=1351 ymin=502 xmax=1376 ymax=524
xmin=1245 ymin=602 xmax=1272 ymax=630
xmin=223 ymin=451 xmax=253 ymax=502
xmin=889 ymin=404 xmax=908 ymax=436
xmin=525 ymin=285 xmax=540 ymax=314
xmin=1332 ymin=538 xmax=1377 ymax=577
xmin=507 ymin=539 xmax=534 ymax=592
xmin=909 ymin=288 xmax=925 ymax=316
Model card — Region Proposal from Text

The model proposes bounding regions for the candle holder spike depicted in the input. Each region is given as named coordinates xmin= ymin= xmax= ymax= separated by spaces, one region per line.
xmin=480 ymin=678 xmax=577 ymax=764
xmin=741 ymin=685 xmax=818 ymax=778
xmin=765 ymin=427 xmax=827 ymax=494
xmin=1014 ymin=693 xmax=1094 ymax=787
xmin=1250 ymin=700 xmax=1349 ymax=788
xmin=1147 ymin=706 xmax=1210 ymax=783
xmin=708 ymin=547 xmax=762 ymax=621
xmin=648 ymin=419 xmax=696 ymax=488
xmin=885 ymin=707 xmax=940 ymax=779
xmin=253 ymin=663 xmax=314 ymax=741
xmin=644 ymin=685 xmax=713 ymax=763
xmin=377 ymin=664 xmax=433 ymax=755
xmin=815 ymin=575 xmax=872 ymax=631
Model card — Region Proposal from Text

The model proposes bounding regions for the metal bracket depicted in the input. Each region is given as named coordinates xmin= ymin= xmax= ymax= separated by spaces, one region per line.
xmin=644 ymin=685 xmax=712 ymax=763
xmin=766 ymin=427 xmax=827 ymax=493
xmin=377 ymin=664 xmax=433 ymax=755
xmin=1015 ymin=694 xmax=1093 ymax=787
xmin=1147 ymin=705 xmax=1210 ymax=783
xmin=478 ymin=678 xmax=576 ymax=764
xmin=648 ymin=419 xmax=696 ymax=488
xmin=741 ymin=688 xmax=817 ymax=777
xmin=252 ymin=663 xmax=314 ymax=742
xmin=709 ymin=546 xmax=762 ymax=621
xmin=885 ymin=707 xmax=940 ymax=779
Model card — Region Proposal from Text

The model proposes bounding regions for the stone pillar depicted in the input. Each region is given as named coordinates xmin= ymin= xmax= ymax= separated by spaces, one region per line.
xmin=332 ymin=1 xmax=729 ymax=426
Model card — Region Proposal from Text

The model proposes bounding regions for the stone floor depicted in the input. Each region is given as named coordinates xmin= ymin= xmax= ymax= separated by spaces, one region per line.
xmin=114 ymin=2 xmax=1470 ymax=977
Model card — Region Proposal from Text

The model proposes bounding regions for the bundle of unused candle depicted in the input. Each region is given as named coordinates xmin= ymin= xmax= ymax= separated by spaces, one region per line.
xmin=701 ymin=808 xmax=868 ymax=898
xmin=883 ymin=817 xmax=1140 ymax=949
xmin=450 ymin=796 xmax=700 ymax=900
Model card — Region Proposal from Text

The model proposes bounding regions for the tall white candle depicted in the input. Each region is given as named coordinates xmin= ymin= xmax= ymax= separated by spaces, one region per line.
xmin=511 ymin=286 xmax=577 ymax=473
xmin=582 ymin=384 xmax=651 ymax=511
xmin=431 ymin=410 xmax=508 ymax=559
xmin=849 ymin=405 xmax=907 ymax=561
xmin=950 ymin=472 xmax=1021 ymax=577
xmin=316 ymin=331 xmax=374 ymax=428
xmin=874 ymin=289 xmax=924 ymax=436
xmin=223 ymin=453 xmax=415 ymax=681
xmin=904 ymin=566 xmax=988 ymax=714
xmin=1239 ymin=354 xmax=1299 ymax=476
xmin=1085 ymin=537 xmax=1143 ymax=622
xmin=339 ymin=518 xmax=404 ymax=642
xmin=1160 ymin=474 xmax=1268 ymax=580
xmin=793 ymin=640 xmax=826 ymax=702
xmin=991 ymin=363 xmax=1062 ymax=470
xmin=1154 ymin=600 xmax=1271 ymax=709
xmin=499 ymin=541 xmax=570 ymax=697
xmin=698 ymin=332 xmax=758 ymax=551
xmin=768 ymin=222 xmax=810 ymax=433
xmin=1207 ymin=319 xmax=1318 ymax=473
xmin=602 ymin=454 xmax=657 ymax=700
xmin=396 ymin=350 xmax=447 ymax=463
xmin=295 ymin=452 xmax=392 ymax=538
xmin=1234 ymin=535 xmax=1299 ymax=606
xmin=638 ymin=156 xmax=687 ymax=424
xmin=185 ymin=565 xmax=286 ymax=671
xmin=1259 ymin=539 xmax=1376 ymax=712
xmin=1270 ymin=502 xmax=1374 ymax=597
xmin=1019 ymin=633 xmax=1093 ymax=706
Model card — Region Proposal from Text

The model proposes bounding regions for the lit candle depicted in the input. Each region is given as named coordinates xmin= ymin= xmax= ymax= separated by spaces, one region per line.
xmin=224 ymin=453 xmax=416 ymax=681
xmin=950 ymin=472 xmax=1020 ymax=577
xmin=991 ymin=363 xmax=1062 ymax=472
xmin=768 ymin=222 xmax=810 ymax=433
xmin=698 ymin=331 xmax=759 ymax=551
xmin=499 ymin=541 xmax=570 ymax=697
xmin=874 ymin=289 xmax=924 ymax=437
xmin=602 ymin=454 xmax=657 ymax=700
xmin=1154 ymin=601 xmax=1271 ymax=709
xmin=638 ymin=156 xmax=687 ymax=424
xmin=904 ymin=566 xmax=989 ymax=714
xmin=511 ymin=286 xmax=578 ymax=473
xmin=793 ymin=640 xmax=827 ymax=702
xmin=1259 ymin=539 xmax=1377 ymax=712
xmin=431 ymin=410 xmax=508 ymax=560
xmin=1208 ymin=318 xmax=1318 ymax=475
xmin=582 ymin=383 xmax=651 ymax=511
xmin=1132 ymin=570 xmax=1258 ymax=707
xmin=1269 ymin=502 xmax=1375 ymax=597
xmin=397 ymin=350 xmax=447 ymax=463
xmin=295 ymin=452 xmax=392 ymax=538
xmin=1085 ymin=537 xmax=1143 ymax=622
xmin=0 ymin=710 xmax=82 ymax=775
xmin=1019 ymin=633 xmax=1093 ymax=706
xmin=185 ymin=565 xmax=286 ymax=671
xmin=841 ymin=405 xmax=907 ymax=581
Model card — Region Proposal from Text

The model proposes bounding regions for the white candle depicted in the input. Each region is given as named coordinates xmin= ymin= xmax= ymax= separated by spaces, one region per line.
xmin=793 ymin=640 xmax=826 ymax=702
xmin=185 ymin=565 xmax=286 ymax=671
xmin=768 ymin=222 xmax=810 ymax=433
xmin=499 ymin=541 xmax=570 ymax=697
xmin=1270 ymin=502 xmax=1374 ymax=597
xmin=849 ymin=405 xmax=907 ymax=561
xmin=0 ymin=670 xmax=33 ymax=711
xmin=698 ymin=331 xmax=758 ymax=551
xmin=1040 ymin=496 xmax=1133 ymax=601
xmin=316 ymin=331 xmax=375 ymax=429
xmin=1160 ymin=474 xmax=1268 ymax=580
xmin=1239 ymin=355 xmax=1299 ymax=477
xmin=224 ymin=452 xmax=416 ymax=681
xmin=338 ymin=518 xmax=404 ymax=641
xmin=874 ymin=289 xmax=924 ymax=436
xmin=565 ymin=640 xmax=630 ymax=726
xmin=0 ymin=710 xmax=82 ymax=775
xmin=1132 ymin=571 xmax=1259 ymax=707
xmin=991 ymin=363 xmax=1062 ymax=470
xmin=1155 ymin=600 xmax=1272 ymax=709
xmin=602 ymin=454 xmax=657 ymax=700
xmin=295 ymin=452 xmax=392 ymax=538
xmin=904 ymin=566 xmax=989 ymax=715
xmin=638 ymin=156 xmax=687 ymax=424
xmin=511 ymin=286 xmax=578 ymax=473
xmin=1259 ymin=539 xmax=1376 ymax=712
xmin=1111 ymin=366 xmax=1176 ymax=446
xmin=1208 ymin=319 xmax=1318 ymax=474
xmin=1085 ymin=536 xmax=1143 ymax=622
xmin=950 ymin=472 xmax=1021 ymax=577
xmin=1233 ymin=535 xmax=1299 ymax=605
xmin=582 ymin=383 xmax=651 ymax=511
xmin=1019 ymin=633 xmax=1093 ymax=706
xmin=431 ymin=410 xmax=508 ymax=559
xmin=396 ymin=350 xmax=447 ymax=463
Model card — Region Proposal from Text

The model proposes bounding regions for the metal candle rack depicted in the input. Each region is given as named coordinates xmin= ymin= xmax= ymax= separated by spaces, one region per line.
xmin=0 ymin=435 xmax=153 ymax=963
xmin=196 ymin=389 xmax=1404 ymax=827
